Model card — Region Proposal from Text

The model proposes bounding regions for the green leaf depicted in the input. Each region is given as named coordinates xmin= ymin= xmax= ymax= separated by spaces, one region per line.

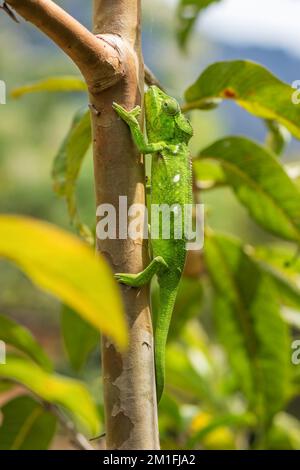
xmin=0 ymin=355 xmax=100 ymax=435
xmin=197 ymin=137 xmax=300 ymax=243
xmin=193 ymin=158 xmax=226 ymax=189
xmin=177 ymin=0 xmax=221 ymax=49
xmin=52 ymin=108 xmax=92 ymax=242
xmin=264 ymin=120 xmax=290 ymax=156
xmin=251 ymin=245 xmax=300 ymax=310
xmin=11 ymin=76 xmax=87 ymax=98
xmin=166 ymin=344 xmax=216 ymax=403
xmin=283 ymin=310 xmax=300 ymax=330
xmin=158 ymin=394 xmax=183 ymax=436
xmin=0 ymin=215 xmax=127 ymax=349
xmin=169 ymin=277 xmax=203 ymax=341
xmin=266 ymin=413 xmax=300 ymax=450
xmin=205 ymin=231 xmax=291 ymax=422
xmin=0 ymin=314 xmax=52 ymax=371
xmin=61 ymin=305 xmax=99 ymax=371
xmin=152 ymin=277 xmax=203 ymax=339
xmin=165 ymin=323 xmax=222 ymax=408
xmin=185 ymin=60 xmax=300 ymax=139
xmin=0 ymin=396 xmax=56 ymax=450
xmin=187 ymin=412 xmax=255 ymax=449
xmin=285 ymin=162 xmax=300 ymax=189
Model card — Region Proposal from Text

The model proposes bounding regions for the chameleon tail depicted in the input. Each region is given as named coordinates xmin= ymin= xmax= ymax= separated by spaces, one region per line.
xmin=154 ymin=282 xmax=178 ymax=403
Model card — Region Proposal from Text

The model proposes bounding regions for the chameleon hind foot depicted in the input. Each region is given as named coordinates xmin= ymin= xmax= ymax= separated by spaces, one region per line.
xmin=115 ymin=256 xmax=168 ymax=288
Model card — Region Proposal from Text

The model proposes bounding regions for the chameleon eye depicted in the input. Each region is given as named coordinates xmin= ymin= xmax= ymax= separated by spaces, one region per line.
xmin=162 ymin=99 xmax=180 ymax=116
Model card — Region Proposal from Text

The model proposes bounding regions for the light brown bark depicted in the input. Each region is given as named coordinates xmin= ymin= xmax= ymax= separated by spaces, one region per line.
xmin=5 ymin=0 xmax=159 ymax=450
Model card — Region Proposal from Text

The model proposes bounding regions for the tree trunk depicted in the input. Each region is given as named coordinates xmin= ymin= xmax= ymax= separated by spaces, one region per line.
xmin=91 ymin=0 xmax=160 ymax=450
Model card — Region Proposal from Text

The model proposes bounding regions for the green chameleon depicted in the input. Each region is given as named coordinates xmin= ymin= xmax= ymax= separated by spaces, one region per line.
xmin=113 ymin=86 xmax=193 ymax=402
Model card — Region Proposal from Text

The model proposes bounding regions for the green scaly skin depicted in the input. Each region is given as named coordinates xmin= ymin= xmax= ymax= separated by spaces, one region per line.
xmin=113 ymin=86 xmax=193 ymax=402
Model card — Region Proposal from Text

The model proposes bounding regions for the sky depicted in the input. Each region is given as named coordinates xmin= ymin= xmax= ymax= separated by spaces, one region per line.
xmin=170 ymin=0 xmax=300 ymax=57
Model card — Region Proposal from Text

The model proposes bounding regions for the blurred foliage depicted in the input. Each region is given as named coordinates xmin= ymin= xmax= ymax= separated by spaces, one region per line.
xmin=0 ymin=354 xmax=100 ymax=436
xmin=52 ymin=106 xmax=92 ymax=242
xmin=0 ymin=396 xmax=57 ymax=450
xmin=176 ymin=0 xmax=222 ymax=50
xmin=1 ymin=0 xmax=300 ymax=451
xmin=61 ymin=305 xmax=99 ymax=372
xmin=0 ymin=215 xmax=127 ymax=348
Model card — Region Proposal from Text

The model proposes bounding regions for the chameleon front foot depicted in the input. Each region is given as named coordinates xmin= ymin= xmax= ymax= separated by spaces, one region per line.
xmin=112 ymin=102 xmax=141 ymax=125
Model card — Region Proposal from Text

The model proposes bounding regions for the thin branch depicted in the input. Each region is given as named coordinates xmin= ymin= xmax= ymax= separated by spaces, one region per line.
xmin=11 ymin=389 xmax=96 ymax=450
xmin=4 ymin=0 xmax=124 ymax=91
xmin=144 ymin=65 xmax=165 ymax=91
xmin=43 ymin=402 xmax=95 ymax=451
xmin=0 ymin=2 xmax=19 ymax=22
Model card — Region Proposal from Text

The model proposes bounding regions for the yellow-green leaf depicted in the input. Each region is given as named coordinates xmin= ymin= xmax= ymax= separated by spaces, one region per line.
xmin=0 ymin=396 xmax=57 ymax=450
xmin=11 ymin=76 xmax=87 ymax=99
xmin=0 ymin=355 xmax=99 ymax=435
xmin=0 ymin=314 xmax=52 ymax=371
xmin=193 ymin=158 xmax=226 ymax=189
xmin=205 ymin=231 xmax=291 ymax=422
xmin=197 ymin=137 xmax=300 ymax=243
xmin=0 ymin=215 xmax=127 ymax=349
xmin=251 ymin=245 xmax=300 ymax=311
xmin=265 ymin=120 xmax=290 ymax=156
xmin=61 ymin=305 xmax=99 ymax=372
xmin=52 ymin=108 xmax=92 ymax=242
xmin=185 ymin=60 xmax=300 ymax=139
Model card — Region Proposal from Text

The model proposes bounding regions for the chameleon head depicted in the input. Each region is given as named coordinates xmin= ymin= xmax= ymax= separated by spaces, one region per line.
xmin=144 ymin=86 xmax=193 ymax=144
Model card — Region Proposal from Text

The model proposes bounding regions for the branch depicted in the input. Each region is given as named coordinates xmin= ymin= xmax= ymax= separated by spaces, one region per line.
xmin=44 ymin=402 xmax=95 ymax=451
xmin=0 ymin=2 xmax=19 ymax=22
xmin=4 ymin=0 xmax=124 ymax=91
xmin=144 ymin=65 xmax=165 ymax=91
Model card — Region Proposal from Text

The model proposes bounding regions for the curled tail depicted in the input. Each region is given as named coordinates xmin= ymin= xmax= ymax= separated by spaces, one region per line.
xmin=154 ymin=282 xmax=178 ymax=403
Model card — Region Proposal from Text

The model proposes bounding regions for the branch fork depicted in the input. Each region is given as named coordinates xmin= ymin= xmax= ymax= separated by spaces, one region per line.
xmin=5 ymin=0 xmax=125 ymax=93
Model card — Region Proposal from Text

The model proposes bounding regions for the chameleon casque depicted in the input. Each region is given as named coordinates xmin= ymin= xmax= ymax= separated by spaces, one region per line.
xmin=113 ymin=86 xmax=193 ymax=402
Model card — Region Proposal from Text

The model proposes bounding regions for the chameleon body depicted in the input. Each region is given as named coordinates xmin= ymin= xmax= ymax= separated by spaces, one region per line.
xmin=113 ymin=86 xmax=193 ymax=402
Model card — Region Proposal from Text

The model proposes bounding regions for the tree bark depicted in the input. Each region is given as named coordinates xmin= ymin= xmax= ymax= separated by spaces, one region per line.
xmin=5 ymin=0 xmax=160 ymax=450
xmin=92 ymin=0 xmax=159 ymax=450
